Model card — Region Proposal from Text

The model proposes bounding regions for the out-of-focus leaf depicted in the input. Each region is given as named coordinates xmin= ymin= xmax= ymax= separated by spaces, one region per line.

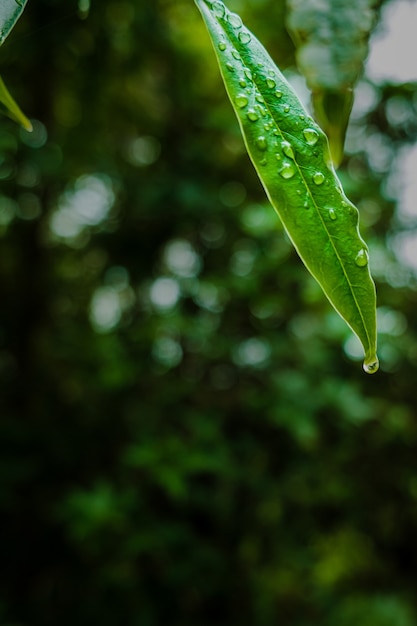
xmin=286 ymin=0 xmax=379 ymax=166
xmin=0 ymin=0 xmax=31 ymax=129
xmin=0 ymin=0 xmax=29 ymax=45
xmin=0 ymin=75 xmax=32 ymax=130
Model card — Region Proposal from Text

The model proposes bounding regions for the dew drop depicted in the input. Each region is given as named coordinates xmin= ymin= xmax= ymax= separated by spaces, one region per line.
xmin=304 ymin=200 xmax=310 ymax=209
xmin=247 ymin=109 xmax=259 ymax=122
xmin=275 ymin=153 xmax=282 ymax=160
xmin=232 ymin=50 xmax=241 ymax=60
xmin=212 ymin=1 xmax=226 ymax=18
xmin=266 ymin=78 xmax=276 ymax=89
xmin=275 ymin=90 xmax=283 ymax=99
xmin=355 ymin=248 xmax=369 ymax=267
xmin=283 ymin=105 xmax=290 ymax=113
xmin=328 ymin=208 xmax=337 ymax=220
xmin=260 ymin=158 xmax=267 ymax=166
xmin=279 ymin=162 xmax=296 ymax=179
xmin=363 ymin=356 xmax=379 ymax=374
xmin=218 ymin=42 xmax=227 ymax=51
xmin=281 ymin=140 xmax=294 ymax=159
xmin=228 ymin=12 xmax=242 ymax=28
xmin=235 ymin=94 xmax=249 ymax=108
xmin=244 ymin=68 xmax=253 ymax=81
xmin=255 ymin=136 xmax=268 ymax=151
xmin=239 ymin=79 xmax=247 ymax=87
xmin=239 ymin=31 xmax=251 ymax=44
xmin=255 ymin=93 xmax=264 ymax=103
xmin=303 ymin=128 xmax=319 ymax=146
xmin=313 ymin=172 xmax=325 ymax=185
xmin=226 ymin=63 xmax=234 ymax=72
xmin=299 ymin=114 xmax=305 ymax=120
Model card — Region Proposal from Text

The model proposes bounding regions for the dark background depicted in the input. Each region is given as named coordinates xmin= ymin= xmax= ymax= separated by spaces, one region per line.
xmin=1 ymin=0 xmax=417 ymax=624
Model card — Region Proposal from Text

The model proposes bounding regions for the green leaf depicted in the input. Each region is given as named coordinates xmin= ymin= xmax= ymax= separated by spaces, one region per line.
xmin=0 ymin=0 xmax=29 ymax=45
xmin=0 ymin=0 xmax=31 ymax=130
xmin=286 ymin=0 xmax=379 ymax=166
xmin=195 ymin=0 xmax=378 ymax=373
xmin=0 ymin=75 xmax=32 ymax=130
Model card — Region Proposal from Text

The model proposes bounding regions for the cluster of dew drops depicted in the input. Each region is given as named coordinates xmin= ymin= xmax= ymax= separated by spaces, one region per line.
xmin=208 ymin=1 xmax=370 ymax=271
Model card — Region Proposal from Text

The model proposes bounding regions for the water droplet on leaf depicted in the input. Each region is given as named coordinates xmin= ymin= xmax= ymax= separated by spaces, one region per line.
xmin=266 ymin=78 xmax=276 ymax=89
xmin=247 ymin=109 xmax=259 ymax=122
xmin=328 ymin=208 xmax=337 ymax=220
xmin=239 ymin=31 xmax=251 ymax=44
xmin=244 ymin=69 xmax=252 ymax=81
xmin=283 ymin=105 xmax=290 ymax=113
xmin=275 ymin=90 xmax=283 ymax=99
xmin=218 ymin=42 xmax=227 ymax=51
xmin=228 ymin=12 xmax=242 ymax=28
xmin=256 ymin=136 xmax=268 ymax=151
xmin=232 ymin=50 xmax=241 ymax=60
xmin=355 ymin=248 xmax=369 ymax=267
xmin=279 ymin=162 xmax=296 ymax=179
xmin=313 ymin=172 xmax=325 ymax=185
xmin=226 ymin=63 xmax=234 ymax=72
xmin=303 ymin=128 xmax=319 ymax=146
xmin=212 ymin=1 xmax=226 ymax=18
xmin=363 ymin=357 xmax=379 ymax=374
xmin=281 ymin=141 xmax=294 ymax=159
xmin=239 ymin=79 xmax=246 ymax=87
xmin=235 ymin=94 xmax=248 ymax=108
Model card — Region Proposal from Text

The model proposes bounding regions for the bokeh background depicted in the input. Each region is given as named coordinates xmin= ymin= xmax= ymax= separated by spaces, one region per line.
xmin=1 ymin=0 xmax=417 ymax=624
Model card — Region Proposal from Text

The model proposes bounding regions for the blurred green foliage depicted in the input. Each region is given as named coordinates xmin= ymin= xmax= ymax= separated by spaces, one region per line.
xmin=1 ymin=1 xmax=417 ymax=625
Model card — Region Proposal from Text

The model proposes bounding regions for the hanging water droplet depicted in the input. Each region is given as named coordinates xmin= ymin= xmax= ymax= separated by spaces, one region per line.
xmin=363 ymin=356 xmax=379 ymax=374
xmin=313 ymin=172 xmax=325 ymax=185
xmin=212 ymin=1 xmax=226 ymax=18
xmin=328 ymin=208 xmax=337 ymax=220
xmin=235 ymin=94 xmax=249 ymax=108
xmin=355 ymin=248 xmax=369 ymax=267
xmin=239 ymin=31 xmax=251 ymax=44
xmin=218 ymin=42 xmax=227 ymax=51
xmin=232 ymin=50 xmax=241 ymax=60
xmin=228 ymin=12 xmax=242 ymax=28
xmin=275 ymin=90 xmax=283 ymax=99
xmin=281 ymin=141 xmax=294 ymax=159
xmin=255 ymin=136 xmax=268 ymax=151
xmin=247 ymin=109 xmax=259 ymax=122
xmin=279 ymin=162 xmax=296 ymax=179
xmin=226 ymin=63 xmax=234 ymax=72
xmin=266 ymin=78 xmax=276 ymax=89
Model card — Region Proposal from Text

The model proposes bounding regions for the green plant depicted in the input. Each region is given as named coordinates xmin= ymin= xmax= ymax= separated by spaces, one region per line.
xmin=0 ymin=0 xmax=31 ymax=130
xmin=195 ymin=0 xmax=378 ymax=373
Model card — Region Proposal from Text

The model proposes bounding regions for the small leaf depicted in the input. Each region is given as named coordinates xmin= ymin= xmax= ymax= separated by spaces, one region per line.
xmin=0 ymin=0 xmax=29 ymax=45
xmin=195 ymin=0 xmax=378 ymax=373
xmin=0 ymin=75 xmax=32 ymax=131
